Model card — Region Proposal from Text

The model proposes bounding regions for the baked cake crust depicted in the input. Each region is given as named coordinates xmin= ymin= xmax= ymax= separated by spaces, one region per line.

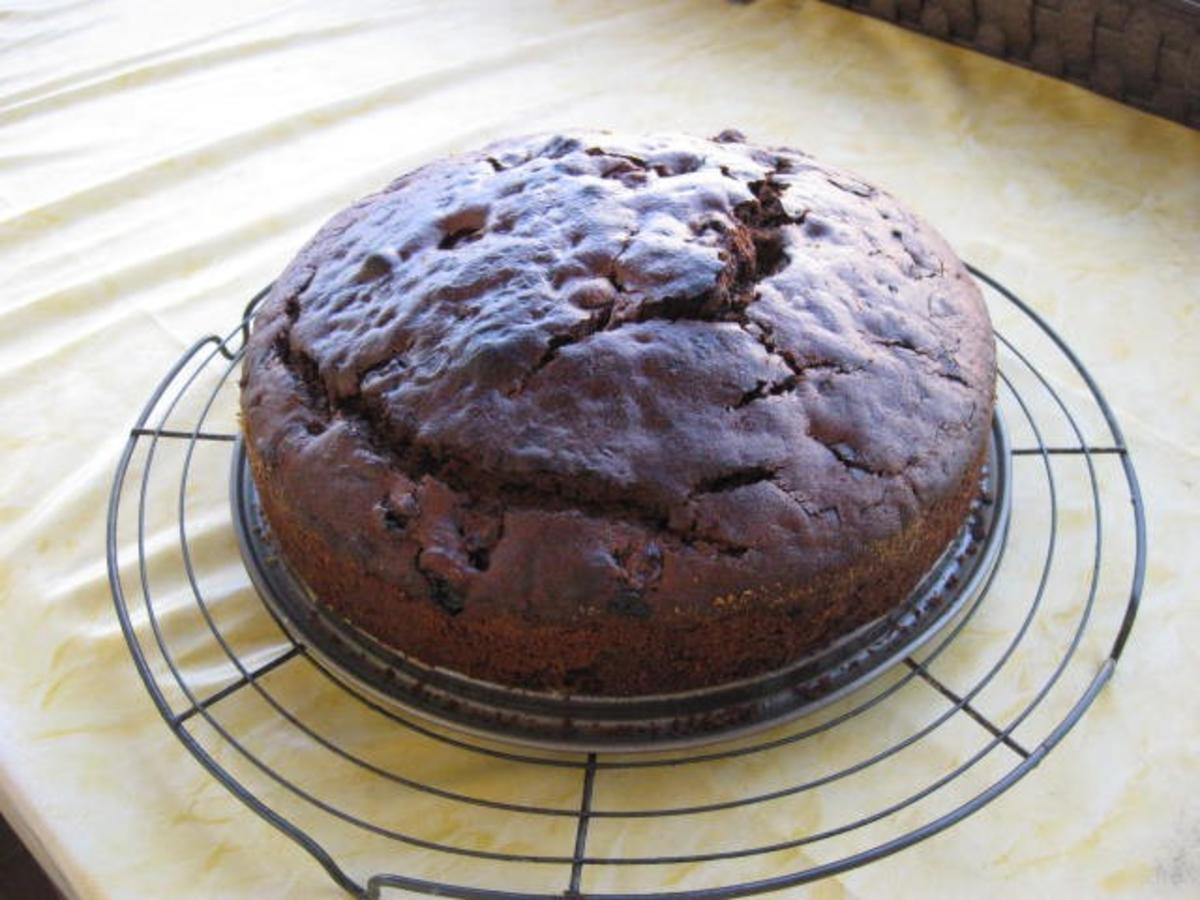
xmin=239 ymin=129 xmax=996 ymax=696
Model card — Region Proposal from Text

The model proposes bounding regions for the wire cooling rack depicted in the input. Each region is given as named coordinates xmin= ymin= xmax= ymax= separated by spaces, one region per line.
xmin=107 ymin=266 xmax=1144 ymax=899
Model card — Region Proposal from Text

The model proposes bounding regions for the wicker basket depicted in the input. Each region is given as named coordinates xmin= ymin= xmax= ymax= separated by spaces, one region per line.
xmin=823 ymin=0 xmax=1200 ymax=127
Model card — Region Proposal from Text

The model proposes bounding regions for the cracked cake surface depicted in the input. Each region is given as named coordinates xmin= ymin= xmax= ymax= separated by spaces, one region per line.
xmin=240 ymin=129 xmax=996 ymax=696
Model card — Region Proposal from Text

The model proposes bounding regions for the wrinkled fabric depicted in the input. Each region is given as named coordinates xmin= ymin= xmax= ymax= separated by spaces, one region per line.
xmin=0 ymin=0 xmax=1197 ymax=897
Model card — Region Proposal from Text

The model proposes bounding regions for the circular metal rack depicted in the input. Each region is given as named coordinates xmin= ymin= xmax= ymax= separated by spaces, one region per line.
xmin=107 ymin=266 xmax=1145 ymax=899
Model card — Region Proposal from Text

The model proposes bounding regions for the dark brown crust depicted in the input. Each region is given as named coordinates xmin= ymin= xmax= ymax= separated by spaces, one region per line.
xmin=239 ymin=129 xmax=996 ymax=696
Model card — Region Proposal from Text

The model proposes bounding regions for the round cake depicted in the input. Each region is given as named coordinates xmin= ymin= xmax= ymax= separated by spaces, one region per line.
xmin=239 ymin=129 xmax=996 ymax=697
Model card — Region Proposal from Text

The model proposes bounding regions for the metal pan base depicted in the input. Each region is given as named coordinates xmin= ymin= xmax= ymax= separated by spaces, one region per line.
xmin=231 ymin=415 xmax=1011 ymax=752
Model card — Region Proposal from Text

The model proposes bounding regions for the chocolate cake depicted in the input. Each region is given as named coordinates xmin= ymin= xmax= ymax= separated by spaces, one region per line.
xmin=239 ymin=129 xmax=996 ymax=697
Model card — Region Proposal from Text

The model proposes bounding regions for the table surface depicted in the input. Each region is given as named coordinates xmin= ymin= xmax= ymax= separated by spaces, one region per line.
xmin=1 ymin=1 xmax=1198 ymax=898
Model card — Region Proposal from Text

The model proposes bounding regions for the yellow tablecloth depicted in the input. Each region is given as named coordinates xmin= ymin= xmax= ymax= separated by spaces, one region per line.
xmin=2 ymin=1 xmax=1198 ymax=897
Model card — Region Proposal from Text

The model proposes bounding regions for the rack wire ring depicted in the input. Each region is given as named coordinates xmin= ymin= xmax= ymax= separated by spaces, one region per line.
xmin=107 ymin=266 xmax=1145 ymax=899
